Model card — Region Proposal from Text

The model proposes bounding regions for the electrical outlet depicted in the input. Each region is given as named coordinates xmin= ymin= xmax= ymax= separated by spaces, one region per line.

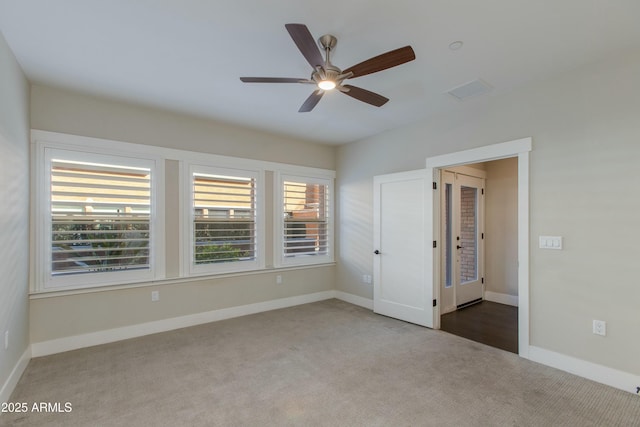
xmin=276 ymin=275 xmax=282 ymax=285
xmin=4 ymin=331 xmax=8 ymax=350
xmin=151 ymin=291 xmax=160 ymax=302
xmin=593 ymin=319 xmax=606 ymax=336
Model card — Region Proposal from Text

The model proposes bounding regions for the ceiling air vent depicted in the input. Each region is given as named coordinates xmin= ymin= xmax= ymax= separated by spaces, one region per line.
xmin=447 ymin=79 xmax=492 ymax=101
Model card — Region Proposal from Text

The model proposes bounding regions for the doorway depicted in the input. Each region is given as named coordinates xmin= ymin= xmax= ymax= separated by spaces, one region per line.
xmin=438 ymin=158 xmax=519 ymax=353
xmin=427 ymin=138 xmax=530 ymax=357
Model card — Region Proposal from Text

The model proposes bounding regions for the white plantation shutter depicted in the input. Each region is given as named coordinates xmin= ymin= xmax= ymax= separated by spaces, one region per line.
xmin=191 ymin=169 xmax=259 ymax=273
xmin=50 ymin=159 xmax=151 ymax=276
xmin=279 ymin=176 xmax=333 ymax=266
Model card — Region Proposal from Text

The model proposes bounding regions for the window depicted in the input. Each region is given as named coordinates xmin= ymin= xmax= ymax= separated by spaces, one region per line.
xmin=187 ymin=165 xmax=263 ymax=275
xmin=35 ymin=147 xmax=163 ymax=290
xmin=276 ymin=174 xmax=333 ymax=266
xmin=32 ymin=130 xmax=335 ymax=293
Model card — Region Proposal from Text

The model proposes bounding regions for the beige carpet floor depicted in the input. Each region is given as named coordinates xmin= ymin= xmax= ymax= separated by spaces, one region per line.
xmin=2 ymin=299 xmax=639 ymax=426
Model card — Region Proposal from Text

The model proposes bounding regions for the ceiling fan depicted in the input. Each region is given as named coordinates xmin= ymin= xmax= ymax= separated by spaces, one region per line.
xmin=240 ymin=23 xmax=416 ymax=112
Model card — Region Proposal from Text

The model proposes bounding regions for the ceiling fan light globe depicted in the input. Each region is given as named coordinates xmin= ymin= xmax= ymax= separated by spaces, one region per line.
xmin=318 ymin=80 xmax=336 ymax=91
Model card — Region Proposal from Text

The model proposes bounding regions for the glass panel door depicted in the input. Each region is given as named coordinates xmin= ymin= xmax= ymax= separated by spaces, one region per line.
xmin=459 ymin=185 xmax=478 ymax=284
xmin=455 ymin=174 xmax=484 ymax=306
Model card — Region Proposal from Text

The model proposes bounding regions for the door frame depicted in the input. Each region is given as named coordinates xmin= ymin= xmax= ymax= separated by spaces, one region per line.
xmin=427 ymin=137 xmax=531 ymax=358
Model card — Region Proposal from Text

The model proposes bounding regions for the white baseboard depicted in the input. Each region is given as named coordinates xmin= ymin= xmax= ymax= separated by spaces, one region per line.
xmin=334 ymin=291 xmax=373 ymax=310
xmin=484 ymin=291 xmax=518 ymax=307
xmin=529 ymin=346 xmax=640 ymax=395
xmin=0 ymin=347 xmax=31 ymax=403
xmin=31 ymin=290 xmax=335 ymax=357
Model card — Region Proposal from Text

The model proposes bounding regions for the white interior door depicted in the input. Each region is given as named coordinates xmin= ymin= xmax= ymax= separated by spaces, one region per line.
xmin=373 ymin=169 xmax=434 ymax=328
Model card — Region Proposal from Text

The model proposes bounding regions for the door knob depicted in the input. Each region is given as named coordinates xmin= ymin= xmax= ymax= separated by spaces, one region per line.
xmin=374 ymin=250 xmax=380 ymax=255
xmin=456 ymin=245 xmax=463 ymax=250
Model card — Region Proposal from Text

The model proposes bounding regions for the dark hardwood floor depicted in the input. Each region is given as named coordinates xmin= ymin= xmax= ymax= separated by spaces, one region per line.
xmin=440 ymin=301 xmax=518 ymax=353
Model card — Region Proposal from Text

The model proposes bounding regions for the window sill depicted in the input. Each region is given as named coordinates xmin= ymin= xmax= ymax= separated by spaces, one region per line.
xmin=29 ymin=262 xmax=336 ymax=299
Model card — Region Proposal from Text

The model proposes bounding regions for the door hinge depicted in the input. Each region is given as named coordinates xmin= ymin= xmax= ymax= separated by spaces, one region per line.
xmin=481 ymin=188 xmax=484 ymax=195
xmin=481 ymin=277 xmax=484 ymax=284
xmin=433 ymin=240 xmax=437 ymax=248
xmin=433 ymin=299 xmax=437 ymax=307
xmin=433 ymin=182 xmax=437 ymax=190
xmin=482 ymin=232 xmax=484 ymax=239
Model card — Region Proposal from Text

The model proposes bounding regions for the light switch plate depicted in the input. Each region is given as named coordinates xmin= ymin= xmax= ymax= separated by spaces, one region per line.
xmin=539 ymin=236 xmax=562 ymax=250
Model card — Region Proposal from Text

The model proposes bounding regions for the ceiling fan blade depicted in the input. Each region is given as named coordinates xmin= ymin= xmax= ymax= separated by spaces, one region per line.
xmin=299 ymin=90 xmax=324 ymax=112
xmin=343 ymin=46 xmax=415 ymax=78
xmin=240 ymin=77 xmax=310 ymax=83
xmin=285 ymin=23 xmax=325 ymax=69
xmin=340 ymin=85 xmax=389 ymax=107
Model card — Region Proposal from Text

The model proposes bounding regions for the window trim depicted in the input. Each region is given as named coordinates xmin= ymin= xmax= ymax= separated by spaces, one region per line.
xmin=274 ymin=171 xmax=335 ymax=267
xmin=32 ymin=136 xmax=165 ymax=292
xmin=183 ymin=163 xmax=265 ymax=276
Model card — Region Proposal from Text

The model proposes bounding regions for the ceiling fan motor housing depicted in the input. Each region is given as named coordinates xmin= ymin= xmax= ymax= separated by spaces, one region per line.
xmin=312 ymin=64 xmax=341 ymax=84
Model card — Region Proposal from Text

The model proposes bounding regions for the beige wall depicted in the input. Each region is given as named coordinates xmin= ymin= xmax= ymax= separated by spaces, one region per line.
xmin=337 ymin=49 xmax=640 ymax=375
xmin=29 ymin=85 xmax=337 ymax=346
xmin=484 ymin=158 xmax=518 ymax=297
xmin=0 ymin=31 xmax=30 ymax=389
xmin=30 ymin=84 xmax=335 ymax=170
xmin=30 ymin=267 xmax=334 ymax=343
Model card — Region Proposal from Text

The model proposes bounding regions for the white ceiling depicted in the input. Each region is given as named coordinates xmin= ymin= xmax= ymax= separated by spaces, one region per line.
xmin=1 ymin=1 xmax=639 ymax=145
